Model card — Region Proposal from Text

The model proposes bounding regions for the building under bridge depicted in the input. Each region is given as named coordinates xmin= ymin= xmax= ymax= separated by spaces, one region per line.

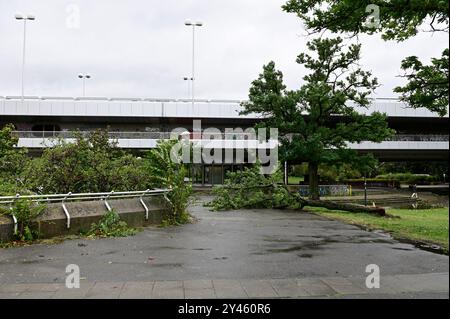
xmin=1 ymin=96 xmax=448 ymax=185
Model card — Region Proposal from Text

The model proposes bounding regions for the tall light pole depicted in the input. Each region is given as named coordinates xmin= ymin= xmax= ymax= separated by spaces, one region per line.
xmin=78 ymin=74 xmax=91 ymax=97
xmin=15 ymin=13 xmax=35 ymax=102
xmin=183 ymin=76 xmax=193 ymax=98
xmin=184 ymin=20 xmax=203 ymax=109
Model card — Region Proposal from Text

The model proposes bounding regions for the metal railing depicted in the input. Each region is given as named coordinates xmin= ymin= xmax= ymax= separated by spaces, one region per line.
xmin=12 ymin=131 xmax=260 ymax=140
xmin=1 ymin=96 xmax=245 ymax=103
xmin=0 ymin=189 xmax=171 ymax=233
xmin=11 ymin=131 xmax=450 ymax=142
xmin=13 ymin=131 xmax=171 ymax=139
xmin=0 ymin=95 xmax=404 ymax=103
xmin=386 ymin=135 xmax=449 ymax=142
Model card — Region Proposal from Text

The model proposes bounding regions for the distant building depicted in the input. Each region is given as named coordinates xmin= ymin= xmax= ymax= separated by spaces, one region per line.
xmin=1 ymin=96 xmax=448 ymax=185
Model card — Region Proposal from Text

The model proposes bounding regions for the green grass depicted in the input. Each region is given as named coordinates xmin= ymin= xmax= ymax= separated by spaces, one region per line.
xmin=308 ymin=207 xmax=449 ymax=252
xmin=275 ymin=176 xmax=304 ymax=185
xmin=288 ymin=176 xmax=304 ymax=185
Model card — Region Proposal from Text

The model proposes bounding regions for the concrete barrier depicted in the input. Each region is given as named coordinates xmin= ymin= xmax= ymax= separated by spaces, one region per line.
xmin=0 ymin=197 xmax=170 ymax=242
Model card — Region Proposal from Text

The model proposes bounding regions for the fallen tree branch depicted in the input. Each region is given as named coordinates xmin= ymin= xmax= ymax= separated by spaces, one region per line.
xmin=297 ymin=197 xmax=386 ymax=216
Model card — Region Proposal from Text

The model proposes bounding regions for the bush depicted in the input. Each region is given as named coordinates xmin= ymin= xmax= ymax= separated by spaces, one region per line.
xmin=145 ymin=140 xmax=193 ymax=225
xmin=87 ymin=209 xmax=136 ymax=238
xmin=291 ymin=163 xmax=362 ymax=182
xmin=23 ymin=130 xmax=152 ymax=194
xmin=0 ymin=179 xmax=32 ymax=196
xmin=0 ymin=125 xmax=30 ymax=195
xmin=0 ymin=199 xmax=46 ymax=241
xmin=375 ymin=173 xmax=438 ymax=185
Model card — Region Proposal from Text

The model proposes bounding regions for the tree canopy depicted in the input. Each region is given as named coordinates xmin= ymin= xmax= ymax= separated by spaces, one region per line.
xmin=395 ymin=48 xmax=449 ymax=117
xmin=283 ymin=0 xmax=449 ymax=116
xmin=241 ymin=37 xmax=394 ymax=199
xmin=283 ymin=0 xmax=449 ymax=41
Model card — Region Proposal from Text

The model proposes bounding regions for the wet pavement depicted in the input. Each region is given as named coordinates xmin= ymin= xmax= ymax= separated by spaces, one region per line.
xmin=0 ymin=197 xmax=448 ymax=298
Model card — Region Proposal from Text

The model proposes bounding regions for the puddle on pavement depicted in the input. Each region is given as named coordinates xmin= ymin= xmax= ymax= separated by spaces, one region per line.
xmin=149 ymin=263 xmax=183 ymax=268
xmin=152 ymin=246 xmax=185 ymax=250
xmin=102 ymin=250 xmax=119 ymax=255
xmin=19 ymin=259 xmax=42 ymax=265
xmin=392 ymin=247 xmax=414 ymax=252
xmin=213 ymin=257 xmax=228 ymax=260
xmin=257 ymin=233 xmax=396 ymax=256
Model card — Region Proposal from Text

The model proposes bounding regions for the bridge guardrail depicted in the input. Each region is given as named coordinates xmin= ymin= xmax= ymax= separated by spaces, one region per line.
xmin=0 ymin=189 xmax=172 ymax=233
xmin=11 ymin=131 xmax=450 ymax=142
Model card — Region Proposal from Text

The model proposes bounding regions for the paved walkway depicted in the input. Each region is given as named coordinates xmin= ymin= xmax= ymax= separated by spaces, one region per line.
xmin=0 ymin=198 xmax=448 ymax=299
xmin=0 ymin=272 xmax=448 ymax=299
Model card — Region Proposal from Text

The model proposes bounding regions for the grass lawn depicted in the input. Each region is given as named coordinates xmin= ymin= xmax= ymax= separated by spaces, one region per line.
xmin=275 ymin=176 xmax=304 ymax=185
xmin=308 ymin=207 xmax=449 ymax=253
xmin=288 ymin=176 xmax=303 ymax=185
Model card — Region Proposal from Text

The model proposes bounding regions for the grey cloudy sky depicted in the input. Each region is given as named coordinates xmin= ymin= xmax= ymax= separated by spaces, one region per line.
xmin=0 ymin=0 xmax=448 ymax=100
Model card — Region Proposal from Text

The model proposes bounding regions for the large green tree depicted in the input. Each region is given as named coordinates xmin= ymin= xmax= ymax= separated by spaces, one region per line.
xmin=241 ymin=37 xmax=394 ymax=200
xmin=283 ymin=0 xmax=449 ymax=116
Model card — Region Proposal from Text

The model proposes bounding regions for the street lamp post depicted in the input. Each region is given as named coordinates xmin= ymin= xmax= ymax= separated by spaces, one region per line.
xmin=15 ymin=13 xmax=35 ymax=102
xmin=364 ymin=175 xmax=368 ymax=206
xmin=184 ymin=20 xmax=203 ymax=109
xmin=183 ymin=76 xmax=193 ymax=98
xmin=78 ymin=74 xmax=91 ymax=97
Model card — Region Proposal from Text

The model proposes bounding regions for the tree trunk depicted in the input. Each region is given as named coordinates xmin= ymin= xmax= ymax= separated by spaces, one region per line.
xmin=308 ymin=162 xmax=320 ymax=200
xmin=298 ymin=198 xmax=386 ymax=216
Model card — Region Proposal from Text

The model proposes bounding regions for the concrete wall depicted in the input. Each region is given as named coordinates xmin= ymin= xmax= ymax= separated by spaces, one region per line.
xmin=0 ymin=197 xmax=170 ymax=242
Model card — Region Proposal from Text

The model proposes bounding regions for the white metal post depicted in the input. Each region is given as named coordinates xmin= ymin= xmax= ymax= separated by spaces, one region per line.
xmin=21 ymin=18 xmax=27 ymax=102
xmin=191 ymin=25 xmax=195 ymax=110
xmin=78 ymin=74 xmax=90 ymax=97
xmin=16 ymin=14 xmax=35 ymax=101
xmin=185 ymin=21 xmax=202 ymax=110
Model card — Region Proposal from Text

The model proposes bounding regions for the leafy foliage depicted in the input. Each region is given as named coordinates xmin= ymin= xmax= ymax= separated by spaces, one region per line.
xmin=0 ymin=199 xmax=46 ymax=241
xmin=23 ymin=130 xmax=152 ymax=194
xmin=145 ymin=140 xmax=193 ymax=224
xmin=87 ymin=209 xmax=137 ymax=238
xmin=376 ymin=161 xmax=448 ymax=179
xmin=291 ymin=163 xmax=363 ymax=182
xmin=0 ymin=125 xmax=29 ymax=195
xmin=241 ymin=37 xmax=394 ymax=199
xmin=283 ymin=0 xmax=449 ymax=41
xmin=282 ymin=0 xmax=449 ymax=116
xmin=207 ymin=164 xmax=299 ymax=211
xmin=395 ymin=49 xmax=449 ymax=117
xmin=374 ymin=173 xmax=438 ymax=185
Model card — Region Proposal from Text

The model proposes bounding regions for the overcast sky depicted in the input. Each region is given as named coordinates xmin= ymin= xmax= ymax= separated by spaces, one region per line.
xmin=0 ymin=0 xmax=448 ymax=100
